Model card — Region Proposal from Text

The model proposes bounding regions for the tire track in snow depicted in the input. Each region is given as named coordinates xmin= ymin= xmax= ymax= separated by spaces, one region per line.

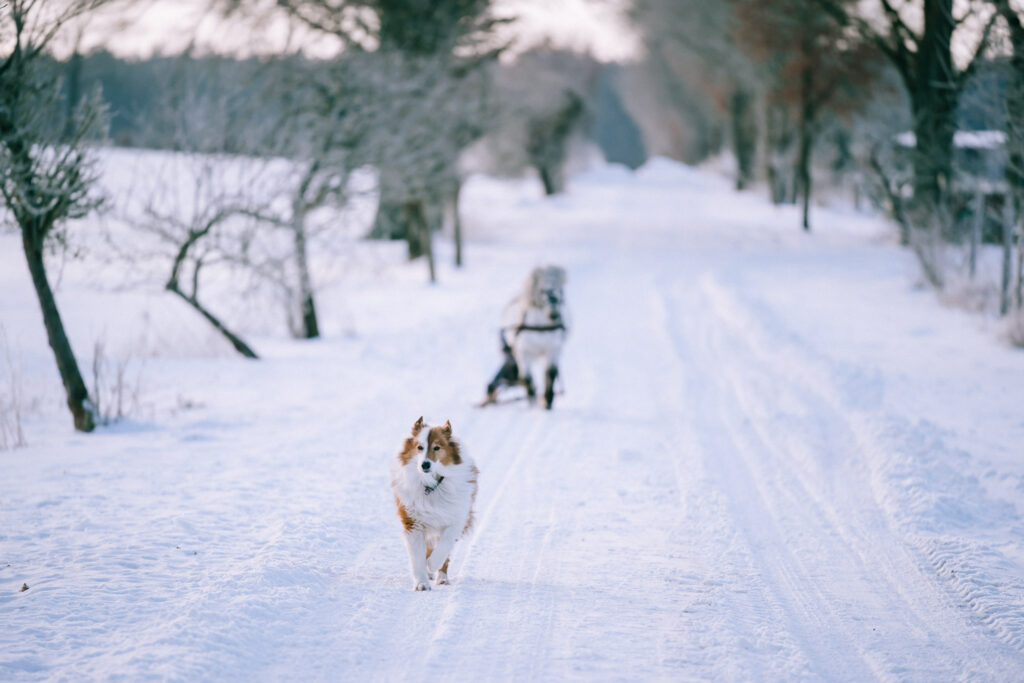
xmin=646 ymin=274 xmax=815 ymax=679
xmin=670 ymin=271 xmax=1019 ymax=678
xmin=698 ymin=272 xmax=1024 ymax=663
xmin=660 ymin=277 xmax=868 ymax=679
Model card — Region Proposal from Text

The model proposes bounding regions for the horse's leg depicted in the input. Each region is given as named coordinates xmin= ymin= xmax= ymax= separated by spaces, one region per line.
xmin=544 ymin=363 xmax=559 ymax=409
xmin=487 ymin=360 xmax=516 ymax=397
xmin=486 ymin=349 xmax=519 ymax=402
xmin=523 ymin=372 xmax=536 ymax=404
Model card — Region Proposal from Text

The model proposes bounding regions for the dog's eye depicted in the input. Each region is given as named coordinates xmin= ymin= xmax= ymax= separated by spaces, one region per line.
xmin=433 ymin=446 xmax=440 ymax=451
xmin=417 ymin=445 xmax=424 ymax=451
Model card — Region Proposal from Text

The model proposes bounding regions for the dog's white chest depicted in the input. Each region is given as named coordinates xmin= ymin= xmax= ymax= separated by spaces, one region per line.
xmin=405 ymin=496 xmax=459 ymax=530
xmin=392 ymin=465 xmax=475 ymax=532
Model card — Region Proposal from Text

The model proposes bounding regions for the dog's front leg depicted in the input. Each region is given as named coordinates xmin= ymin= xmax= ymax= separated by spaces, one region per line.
xmin=426 ymin=525 xmax=461 ymax=585
xmin=403 ymin=529 xmax=431 ymax=591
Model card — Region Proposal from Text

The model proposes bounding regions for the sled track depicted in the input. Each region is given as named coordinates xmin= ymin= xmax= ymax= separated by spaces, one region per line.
xmin=663 ymin=271 xmax=1023 ymax=677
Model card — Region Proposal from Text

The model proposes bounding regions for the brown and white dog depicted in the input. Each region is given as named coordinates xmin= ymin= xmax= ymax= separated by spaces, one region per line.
xmin=391 ymin=417 xmax=478 ymax=591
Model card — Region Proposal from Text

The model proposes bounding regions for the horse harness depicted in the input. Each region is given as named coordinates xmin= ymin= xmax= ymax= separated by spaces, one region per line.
xmin=514 ymin=322 xmax=566 ymax=334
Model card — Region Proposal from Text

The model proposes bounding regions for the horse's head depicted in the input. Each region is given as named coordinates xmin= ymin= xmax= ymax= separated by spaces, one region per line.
xmin=528 ymin=265 xmax=568 ymax=324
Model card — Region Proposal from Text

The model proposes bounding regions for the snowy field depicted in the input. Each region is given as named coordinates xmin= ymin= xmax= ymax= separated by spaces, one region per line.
xmin=2 ymin=150 xmax=1024 ymax=680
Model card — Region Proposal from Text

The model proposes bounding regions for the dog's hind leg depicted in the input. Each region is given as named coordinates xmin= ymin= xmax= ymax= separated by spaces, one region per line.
xmin=433 ymin=558 xmax=451 ymax=586
xmin=544 ymin=364 xmax=559 ymax=409
xmin=403 ymin=530 xmax=432 ymax=591
xmin=427 ymin=525 xmax=461 ymax=586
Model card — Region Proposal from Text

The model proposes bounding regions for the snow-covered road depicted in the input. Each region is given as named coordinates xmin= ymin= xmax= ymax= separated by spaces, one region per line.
xmin=2 ymin=157 xmax=1024 ymax=679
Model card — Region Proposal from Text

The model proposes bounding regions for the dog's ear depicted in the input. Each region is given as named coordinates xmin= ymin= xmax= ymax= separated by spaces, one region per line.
xmin=442 ymin=420 xmax=452 ymax=437
xmin=412 ymin=416 xmax=424 ymax=435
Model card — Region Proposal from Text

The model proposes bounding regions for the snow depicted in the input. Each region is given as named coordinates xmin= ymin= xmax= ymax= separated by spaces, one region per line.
xmin=2 ymin=151 xmax=1024 ymax=679
xmin=895 ymin=130 xmax=1007 ymax=150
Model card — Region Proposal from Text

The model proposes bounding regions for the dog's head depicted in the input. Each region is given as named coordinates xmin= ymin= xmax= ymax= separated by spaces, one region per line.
xmin=401 ymin=417 xmax=463 ymax=484
xmin=527 ymin=265 xmax=567 ymax=324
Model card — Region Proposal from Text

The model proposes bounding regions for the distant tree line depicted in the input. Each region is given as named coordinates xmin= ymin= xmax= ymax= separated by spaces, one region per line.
xmin=57 ymin=51 xmax=270 ymax=150
xmin=53 ymin=48 xmax=644 ymax=169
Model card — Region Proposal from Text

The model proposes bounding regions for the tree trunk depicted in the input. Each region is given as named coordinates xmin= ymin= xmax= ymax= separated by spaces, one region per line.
xmin=167 ymin=285 xmax=259 ymax=358
xmin=969 ymin=190 xmax=984 ymax=279
xmin=424 ymin=213 xmax=436 ymax=284
xmin=1016 ymin=227 xmax=1023 ymax=310
xmin=370 ymin=177 xmax=427 ymax=259
xmin=868 ymin=145 xmax=911 ymax=245
xmin=767 ymin=165 xmax=782 ymax=205
xmin=452 ymin=181 xmax=463 ymax=268
xmin=63 ymin=50 xmax=83 ymax=143
xmin=21 ymin=227 xmax=96 ymax=432
xmin=911 ymin=0 xmax=957 ymax=215
xmin=731 ymin=87 xmax=757 ymax=191
xmin=766 ymin=104 xmax=794 ymax=205
xmin=992 ymin=1 xmax=1024 ymax=309
xmin=796 ymin=60 xmax=815 ymax=232
xmin=370 ymin=195 xmax=406 ymax=240
xmin=799 ymin=144 xmax=812 ymax=231
xmin=1001 ymin=197 xmax=1015 ymax=316
xmin=537 ymin=164 xmax=558 ymax=196
xmin=292 ymin=211 xmax=320 ymax=339
xmin=405 ymin=200 xmax=436 ymax=283
xmin=527 ymin=91 xmax=583 ymax=197
xmin=998 ymin=1 xmax=1024 ymax=311
xmin=999 ymin=2 xmax=1024 ymax=202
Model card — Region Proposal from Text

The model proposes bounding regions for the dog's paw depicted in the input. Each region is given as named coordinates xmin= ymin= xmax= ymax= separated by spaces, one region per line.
xmin=414 ymin=580 xmax=431 ymax=591
xmin=434 ymin=572 xmax=449 ymax=586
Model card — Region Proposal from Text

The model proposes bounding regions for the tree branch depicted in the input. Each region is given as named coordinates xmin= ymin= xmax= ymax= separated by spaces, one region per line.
xmin=957 ymin=9 xmax=998 ymax=91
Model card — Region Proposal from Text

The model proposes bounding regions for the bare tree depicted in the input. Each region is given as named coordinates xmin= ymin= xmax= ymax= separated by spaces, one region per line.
xmin=814 ymin=0 xmax=997 ymax=217
xmin=490 ymin=47 xmax=598 ymax=196
xmin=239 ymin=55 xmax=372 ymax=336
xmin=120 ymin=58 xmax=269 ymax=358
xmin=997 ymin=2 xmax=1024 ymax=203
xmin=631 ymin=0 xmax=760 ymax=189
xmin=120 ymin=51 xmax=371 ymax=346
xmin=362 ymin=50 xmax=491 ymax=279
xmin=993 ymin=1 xmax=1024 ymax=314
xmin=131 ymin=161 xmax=263 ymax=359
xmin=733 ymin=0 xmax=881 ymax=230
xmin=0 ymin=0 xmax=114 ymax=432
xmin=271 ymin=0 xmax=505 ymax=276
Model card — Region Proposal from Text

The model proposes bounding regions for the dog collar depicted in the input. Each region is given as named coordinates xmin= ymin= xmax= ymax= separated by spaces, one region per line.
xmin=424 ymin=476 xmax=445 ymax=495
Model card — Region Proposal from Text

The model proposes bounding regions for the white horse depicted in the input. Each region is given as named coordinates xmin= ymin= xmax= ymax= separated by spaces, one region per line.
xmin=484 ymin=265 xmax=569 ymax=409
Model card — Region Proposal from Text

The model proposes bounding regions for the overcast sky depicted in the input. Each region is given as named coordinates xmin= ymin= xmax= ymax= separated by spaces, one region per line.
xmin=69 ymin=0 xmax=640 ymax=62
